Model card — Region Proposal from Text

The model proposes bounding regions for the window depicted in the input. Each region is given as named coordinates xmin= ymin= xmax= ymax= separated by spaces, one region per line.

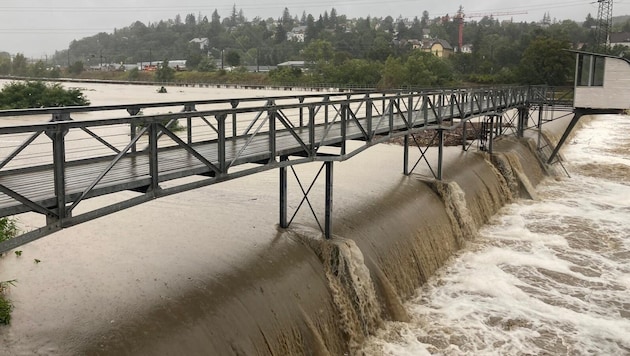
xmin=576 ymin=54 xmax=605 ymax=87
xmin=593 ymin=56 xmax=605 ymax=86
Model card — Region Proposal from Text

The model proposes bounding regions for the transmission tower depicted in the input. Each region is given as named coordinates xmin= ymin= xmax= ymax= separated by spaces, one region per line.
xmin=596 ymin=0 xmax=613 ymax=51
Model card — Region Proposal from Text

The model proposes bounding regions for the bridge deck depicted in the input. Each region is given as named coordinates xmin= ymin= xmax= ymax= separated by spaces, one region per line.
xmin=0 ymin=108 xmax=440 ymax=215
xmin=0 ymin=86 xmax=557 ymax=252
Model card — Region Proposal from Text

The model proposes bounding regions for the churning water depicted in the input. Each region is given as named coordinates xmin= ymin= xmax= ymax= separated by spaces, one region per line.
xmin=361 ymin=115 xmax=630 ymax=355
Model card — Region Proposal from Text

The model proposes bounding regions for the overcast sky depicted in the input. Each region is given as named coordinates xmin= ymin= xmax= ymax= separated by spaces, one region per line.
xmin=1 ymin=0 xmax=627 ymax=58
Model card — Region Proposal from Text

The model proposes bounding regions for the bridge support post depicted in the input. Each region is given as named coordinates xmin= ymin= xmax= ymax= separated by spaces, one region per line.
xmin=403 ymin=134 xmax=410 ymax=175
xmin=536 ymin=105 xmax=544 ymax=152
xmin=517 ymin=105 xmax=529 ymax=138
xmin=462 ymin=120 xmax=467 ymax=151
xmin=488 ymin=116 xmax=494 ymax=154
xmin=277 ymin=160 xmax=334 ymax=239
xmin=480 ymin=115 xmax=495 ymax=154
xmin=437 ymin=129 xmax=444 ymax=180
xmin=547 ymin=110 xmax=584 ymax=164
xmin=324 ymin=161 xmax=333 ymax=240
xmin=279 ymin=156 xmax=288 ymax=229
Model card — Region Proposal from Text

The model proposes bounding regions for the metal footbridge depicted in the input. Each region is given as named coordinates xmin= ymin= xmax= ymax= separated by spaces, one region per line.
xmin=0 ymin=86 xmax=567 ymax=252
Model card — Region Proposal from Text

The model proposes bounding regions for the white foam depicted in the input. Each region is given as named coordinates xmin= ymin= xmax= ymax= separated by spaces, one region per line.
xmin=361 ymin=115 xmax=630 ymax=355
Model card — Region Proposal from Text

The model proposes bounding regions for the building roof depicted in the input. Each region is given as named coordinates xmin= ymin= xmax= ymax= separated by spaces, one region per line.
xmin=277 ymin=61 xmax=306 ymax=67
xmin=610 ymin=32 xmax=630 ymax=44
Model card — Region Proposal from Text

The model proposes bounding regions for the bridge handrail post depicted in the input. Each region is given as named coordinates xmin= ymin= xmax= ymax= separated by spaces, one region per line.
xmin=298 ymin=97 xmax=305 ymax=127
xmin=127 ymin=107 xmax=142 ymax=153
xmin=230 ymin=100 xmax=240 ymax=138
xmin=340 ymin=103 xmax=348 ymax=155
xmin=268 ymin=109 xmax=277 ymax=162
xmin=407 ymin=95 xmax=413 ymax=128
xmin=323 ymin=96 xmax=330 ymax=125
xmin=183 ymin=104 xmax=196 ymax=145
xmin=216 ymin=114 xmax=227 ymax=173
xmin=388 ymin=99 xmax=394 ymax=133
xmin=423 ymin=94 xmax=429 ymax=126
xmin=365 ymin=99 xmax=373 ymax=139
xmin=309 ymin=105 xmax=316 ymax=155
xmin=148 ymin=122 xmax=160 ymax=193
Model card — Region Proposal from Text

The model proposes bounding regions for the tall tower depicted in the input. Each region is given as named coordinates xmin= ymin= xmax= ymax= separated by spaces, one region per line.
xmin=596 ymin=0 xmax=613 ymax=51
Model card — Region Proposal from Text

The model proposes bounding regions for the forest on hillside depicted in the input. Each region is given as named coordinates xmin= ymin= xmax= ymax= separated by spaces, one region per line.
xmin=2 ymin=6 xmax=630 ymax=88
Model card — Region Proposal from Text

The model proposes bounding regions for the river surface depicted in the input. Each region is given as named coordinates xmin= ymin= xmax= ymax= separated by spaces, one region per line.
xmin=1 ymin=81 xmax=629 ymax=355
xmin=361 ymin=115 xmax=630 ymax=355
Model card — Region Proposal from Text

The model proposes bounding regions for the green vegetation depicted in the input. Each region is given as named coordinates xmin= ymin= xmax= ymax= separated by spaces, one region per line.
xmin=0 ymin=217 xmax=18 ymax=325
xmin=0 ymin=279 xmax=16 ymax=325
xmin=0 ymin=218 xmax=17 ymax=244
xmin=0 ymin=81 xmax=90 ymax=109
xmin=1 ymin=7 xmax=629 ymax=87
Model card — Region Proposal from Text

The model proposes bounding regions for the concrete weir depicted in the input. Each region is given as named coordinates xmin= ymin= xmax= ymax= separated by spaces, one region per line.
xmin=0 ymin=123 xmax=564 ymax=355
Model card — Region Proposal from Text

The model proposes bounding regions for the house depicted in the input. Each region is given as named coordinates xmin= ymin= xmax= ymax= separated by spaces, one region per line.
xmin=189 ymin=38 xmax=209 ymax=50
xmin=459 ymin=44 xmax=473 ymax=54
xmin=420 ymin=39 xmax=454 ymax=58
xmin=609 ymin=32 xmax=630 ymax=48
xmin=287 ymin=26 xmax=307 ymax=42
xmin=277 ymin=61 xmax=306 ymax=68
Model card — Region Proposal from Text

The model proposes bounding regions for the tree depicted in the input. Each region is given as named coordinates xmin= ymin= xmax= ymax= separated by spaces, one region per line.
xmin=421 ymin=11 xmax=430 ymax=28
xmin=0 ymin=56 xmax=10 ymax=75
xmin=197 ymin=57 xmax=217 ymax=72
xmin=67 ymin=61 xmax=84 ymax=75
xmin=11 ymin=54 xmax=28 ymax=76
xmin=302 ymin=39 xmax=334 ymax=75
xmin=380 ymin=51 xmax=455 ymax=88
xmin=518 ymin=36 xmax=573 ymax=85
xmin=225 ymin=51 xmax=241 ymax=67
xmin=281 ymin=8 xmax=293 ymax=28
xmin=274 ymin=24 xmax=288 ymax=44
xmin=324 ymin=59 xmax=382 ymax=85
xmin=583 ymin=13 xmax=597 ymax=29
xmin=155 ymin=59 xmax=175 ymax=81
xmin=185 ymin=13 xmax=196 ymax=26
xmin=28 ymin=60 xmax=47 ymax=77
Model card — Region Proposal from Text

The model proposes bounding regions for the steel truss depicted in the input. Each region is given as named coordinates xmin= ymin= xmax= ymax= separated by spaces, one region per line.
xmin=0 ymin=86 xmax=567 ymax=252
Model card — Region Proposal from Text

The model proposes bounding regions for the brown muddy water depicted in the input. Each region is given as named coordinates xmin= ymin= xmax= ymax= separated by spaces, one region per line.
xmin=0 ymin=81 xmax=578 ymax=355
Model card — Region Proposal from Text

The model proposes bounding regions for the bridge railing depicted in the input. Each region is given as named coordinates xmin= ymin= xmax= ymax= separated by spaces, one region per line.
xmin=0 ymin=86 xmax=532 ymax=170
xmin=0 ymin=86 xmax=537 ymax=251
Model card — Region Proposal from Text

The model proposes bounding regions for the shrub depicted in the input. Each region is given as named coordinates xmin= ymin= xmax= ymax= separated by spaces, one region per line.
xmin=0 ymin=81 xmax=90 ymax=109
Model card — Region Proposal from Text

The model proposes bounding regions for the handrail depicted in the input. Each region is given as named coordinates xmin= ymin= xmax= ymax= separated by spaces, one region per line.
xmin=0 ymin=85 xmax=559 ymax=252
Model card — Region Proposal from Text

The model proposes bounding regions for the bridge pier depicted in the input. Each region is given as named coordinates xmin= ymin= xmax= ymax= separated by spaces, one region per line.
xmin=279 ymin=156 xmax=335 ymax=239
xmin=402 ymin=128 xmax=445 ymax=180
xmin=517 ymin=105 xmax=530 ymax=138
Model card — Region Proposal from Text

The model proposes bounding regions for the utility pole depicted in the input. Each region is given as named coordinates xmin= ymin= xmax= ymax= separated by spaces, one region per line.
xmin=596 ymin=0 xmax=613 ymax=52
